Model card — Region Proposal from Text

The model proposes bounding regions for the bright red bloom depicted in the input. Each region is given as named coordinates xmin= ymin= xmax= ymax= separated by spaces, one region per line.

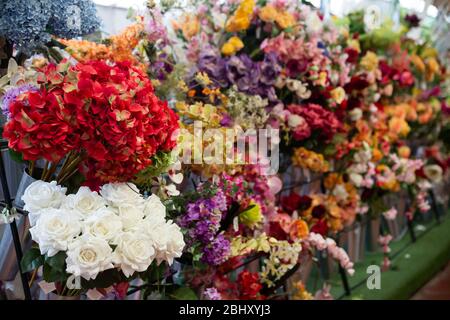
xmin=287 ymin=103 xmax=341 ymax=142
xmin=3 ymin=59 xmax=179 ymax=183
xmin=281 ymin=192 xmax=312 ymax=214
xmin=3 ymin=89 xmax=79 ymax=162
xmin=310 ymin=218 xmax=328 ymax=236
xmin=237 ymin=270 xmax=265 ymax=300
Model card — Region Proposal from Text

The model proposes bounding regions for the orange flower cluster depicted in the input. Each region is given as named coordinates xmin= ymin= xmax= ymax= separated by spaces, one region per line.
xmin=291 ymin=147 xmax=329 ymax=172
xmin=59 ymin=39 xmax=112 ymax=61
xmin=60 ymin=22 xmax=146 ymax=70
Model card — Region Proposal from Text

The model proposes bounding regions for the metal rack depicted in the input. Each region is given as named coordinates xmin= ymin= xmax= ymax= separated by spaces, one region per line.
xmin=0 ymin=140 xmax=31 ymax=300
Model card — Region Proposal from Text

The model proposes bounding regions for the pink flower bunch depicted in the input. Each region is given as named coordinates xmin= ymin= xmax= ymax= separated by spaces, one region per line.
xmin=261 ymin=34 xmax=329 ymax=73
xmin=390 ymin=154 xmax=424 ymax=184
xmin=306 ymin=233 xmax=355 ymax=275
xmin=146 ymin=9 xmax=169 ymax=45
xmin=382 ymin=207 xmax=398 ymax=221
xmin=378 ymin=234 xmax=393 ymax=254
xmin=416 ymin=191 xmax=430 ymax=213
xmin=379 ymin=234 xmax=393 ymax=272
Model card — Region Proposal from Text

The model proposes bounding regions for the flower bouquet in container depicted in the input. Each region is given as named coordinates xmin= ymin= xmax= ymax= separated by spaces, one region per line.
xmin=1 ymin=49 xmax=180 ymax=298
xmin=20 ymin=181 xmax=185 ymax=299
xmin=2 ymin=58 xmax=178 ymax=189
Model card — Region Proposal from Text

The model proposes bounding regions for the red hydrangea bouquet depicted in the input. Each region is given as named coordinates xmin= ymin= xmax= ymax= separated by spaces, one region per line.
xmin=3 ymin=59 xmax=178 ymax=186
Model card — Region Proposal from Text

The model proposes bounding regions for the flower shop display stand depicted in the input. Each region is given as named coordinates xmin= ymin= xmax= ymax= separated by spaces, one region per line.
xmin=332 ymin=212 xmax=450 ymax=300
xmin=0 ymin=141 xmax=31 ymax=300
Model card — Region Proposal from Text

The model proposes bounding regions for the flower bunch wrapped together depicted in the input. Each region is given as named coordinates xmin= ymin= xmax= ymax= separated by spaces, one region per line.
xmin=24 ymin=181 xmax=185 ymax=281
xmin=286 ymin=103 xmax=341 ymax=142
xmin=3 ymin=59 xmax=179 ymax=184
xmin=178 ymin=189 xmax=230 ymax=266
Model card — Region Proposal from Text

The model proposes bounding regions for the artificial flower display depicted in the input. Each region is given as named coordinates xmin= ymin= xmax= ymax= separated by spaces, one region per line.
xmin=0 ymin=0 xmax=449 ymax=302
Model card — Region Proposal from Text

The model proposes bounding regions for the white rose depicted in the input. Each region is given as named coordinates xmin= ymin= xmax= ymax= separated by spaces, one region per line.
xmin=332 ymin=185 xmax=349 ymax=202
xmin=117 ymin=204 xmax=145 ymax=230
xmin=100 ymin=182 xmax=144 ymax=208
xmin=286 ymin=79 xmax=301 ymax=92
xmin=22 ymin=181 xmax=67 ymax=222
xmin=143 ymin=194 xmax=166 ymax=221
xmin=113 ymin=232 xmax=156 ymax=277
xmin=349 ymin=173 xmax=363 ymax=187
xmin=139 ymin=218 xmax=184 ymax=265
xmin=153 ymin=221 xmax=185 ymax=265
xmin=165 ymin=184 xmax=180 ymax=196
xmin=423 ymin=165 xmax=443 ymax=183
xmin=66 ymin=235 xmax=114 ymax=280
xmin=354 ymin=147 xmax=371 ymax=163
xmin=212 ymin=12 xmax=227 ymax=29
xmin=29 ymin=208 xmax=81 ymax=257
xmin=62 ymin=187 xmax=106 ymax=219
xmin=83 ymin=208 xmax=123 ymax=242
xmin=306 ymin=12 xmax=323 ymax=34
xmin=288 ymin=114 xmax=305 ymax=128
xmin=349 ymin=108 xmax=363 ymax=121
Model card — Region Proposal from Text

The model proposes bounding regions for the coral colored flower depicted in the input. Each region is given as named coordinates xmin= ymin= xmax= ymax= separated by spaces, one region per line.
xmin=289 ymin=219 xmax=309 ymax=240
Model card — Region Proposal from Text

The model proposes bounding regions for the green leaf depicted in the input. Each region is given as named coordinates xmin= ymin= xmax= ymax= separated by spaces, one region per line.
xmin=21 ymin=248 xmax=44 ymax=273
xmin=8 ymin=149 xmax=24 ymax=163
xmin=170 ymin=287 xmax=197 ymax=300
xmin=43 ymin=263 xmax=66 ymax=283
xmin=45 ymin=252 xmax=67 ymax=270
xmin=82 ymin=268 xmax=126 ymax=289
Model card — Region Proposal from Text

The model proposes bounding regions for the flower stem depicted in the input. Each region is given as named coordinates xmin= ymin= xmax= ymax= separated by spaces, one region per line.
xmin=28 ymin=161 xmax=35 ymax=177
xmin=41 ymin=161 xmax=49 ymax=181
xmin=57 ymin=156 xmax=82 ymax=184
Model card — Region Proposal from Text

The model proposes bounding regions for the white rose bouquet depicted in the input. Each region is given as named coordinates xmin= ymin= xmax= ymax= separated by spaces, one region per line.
xmin=21 ymin=181 xmax=185 ymax=297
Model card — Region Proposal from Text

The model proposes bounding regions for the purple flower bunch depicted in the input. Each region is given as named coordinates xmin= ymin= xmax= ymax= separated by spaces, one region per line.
xmin=197 ymin=47 xmax=281 ymax=101
xmin=178 ymin=189 xmax=230 ymax=266
xmin=1 ymin=84 xmax=37 ymax=119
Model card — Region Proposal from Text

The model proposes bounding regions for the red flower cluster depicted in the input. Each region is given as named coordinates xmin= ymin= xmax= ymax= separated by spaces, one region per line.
xmin=237 ymin=271 xmax=265 ymax=300
xmin=287 ymin=103 xmax=341 ymax=141
xmin=3 ymin=60 xmax=179 ymax=183
xmin=4 ymin=88 xmax=79 ymax=162
xmin=213 ymin=270 xmax=265 ymax=300
xmin=281 ymin=192 xmax=312 ymax=214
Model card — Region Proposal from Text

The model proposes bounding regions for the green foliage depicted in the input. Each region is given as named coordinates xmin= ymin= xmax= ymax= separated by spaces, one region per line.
xmin=348 ymin=10 xmax=365 ymax=35
xmin=8 ymin=149 xmax=24 ymax=163
xmin=360 ymin=21 xmax=402 ymax=52
xmin=134 ymin=151 xmax=175 ymax=190
xmin=21 ymin=247 xmax=44 ymax=272
xmin=43 ymin=252 xmax=68 ymax=283
xmin=82 ymin=269 xmax=130 ymax=290
xmin=169 ymin=286 xmax=197 ymax=300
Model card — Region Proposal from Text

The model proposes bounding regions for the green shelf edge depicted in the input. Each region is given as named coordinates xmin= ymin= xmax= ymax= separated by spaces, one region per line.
xmin=341 ymin=215 xmax=450 ymax=300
